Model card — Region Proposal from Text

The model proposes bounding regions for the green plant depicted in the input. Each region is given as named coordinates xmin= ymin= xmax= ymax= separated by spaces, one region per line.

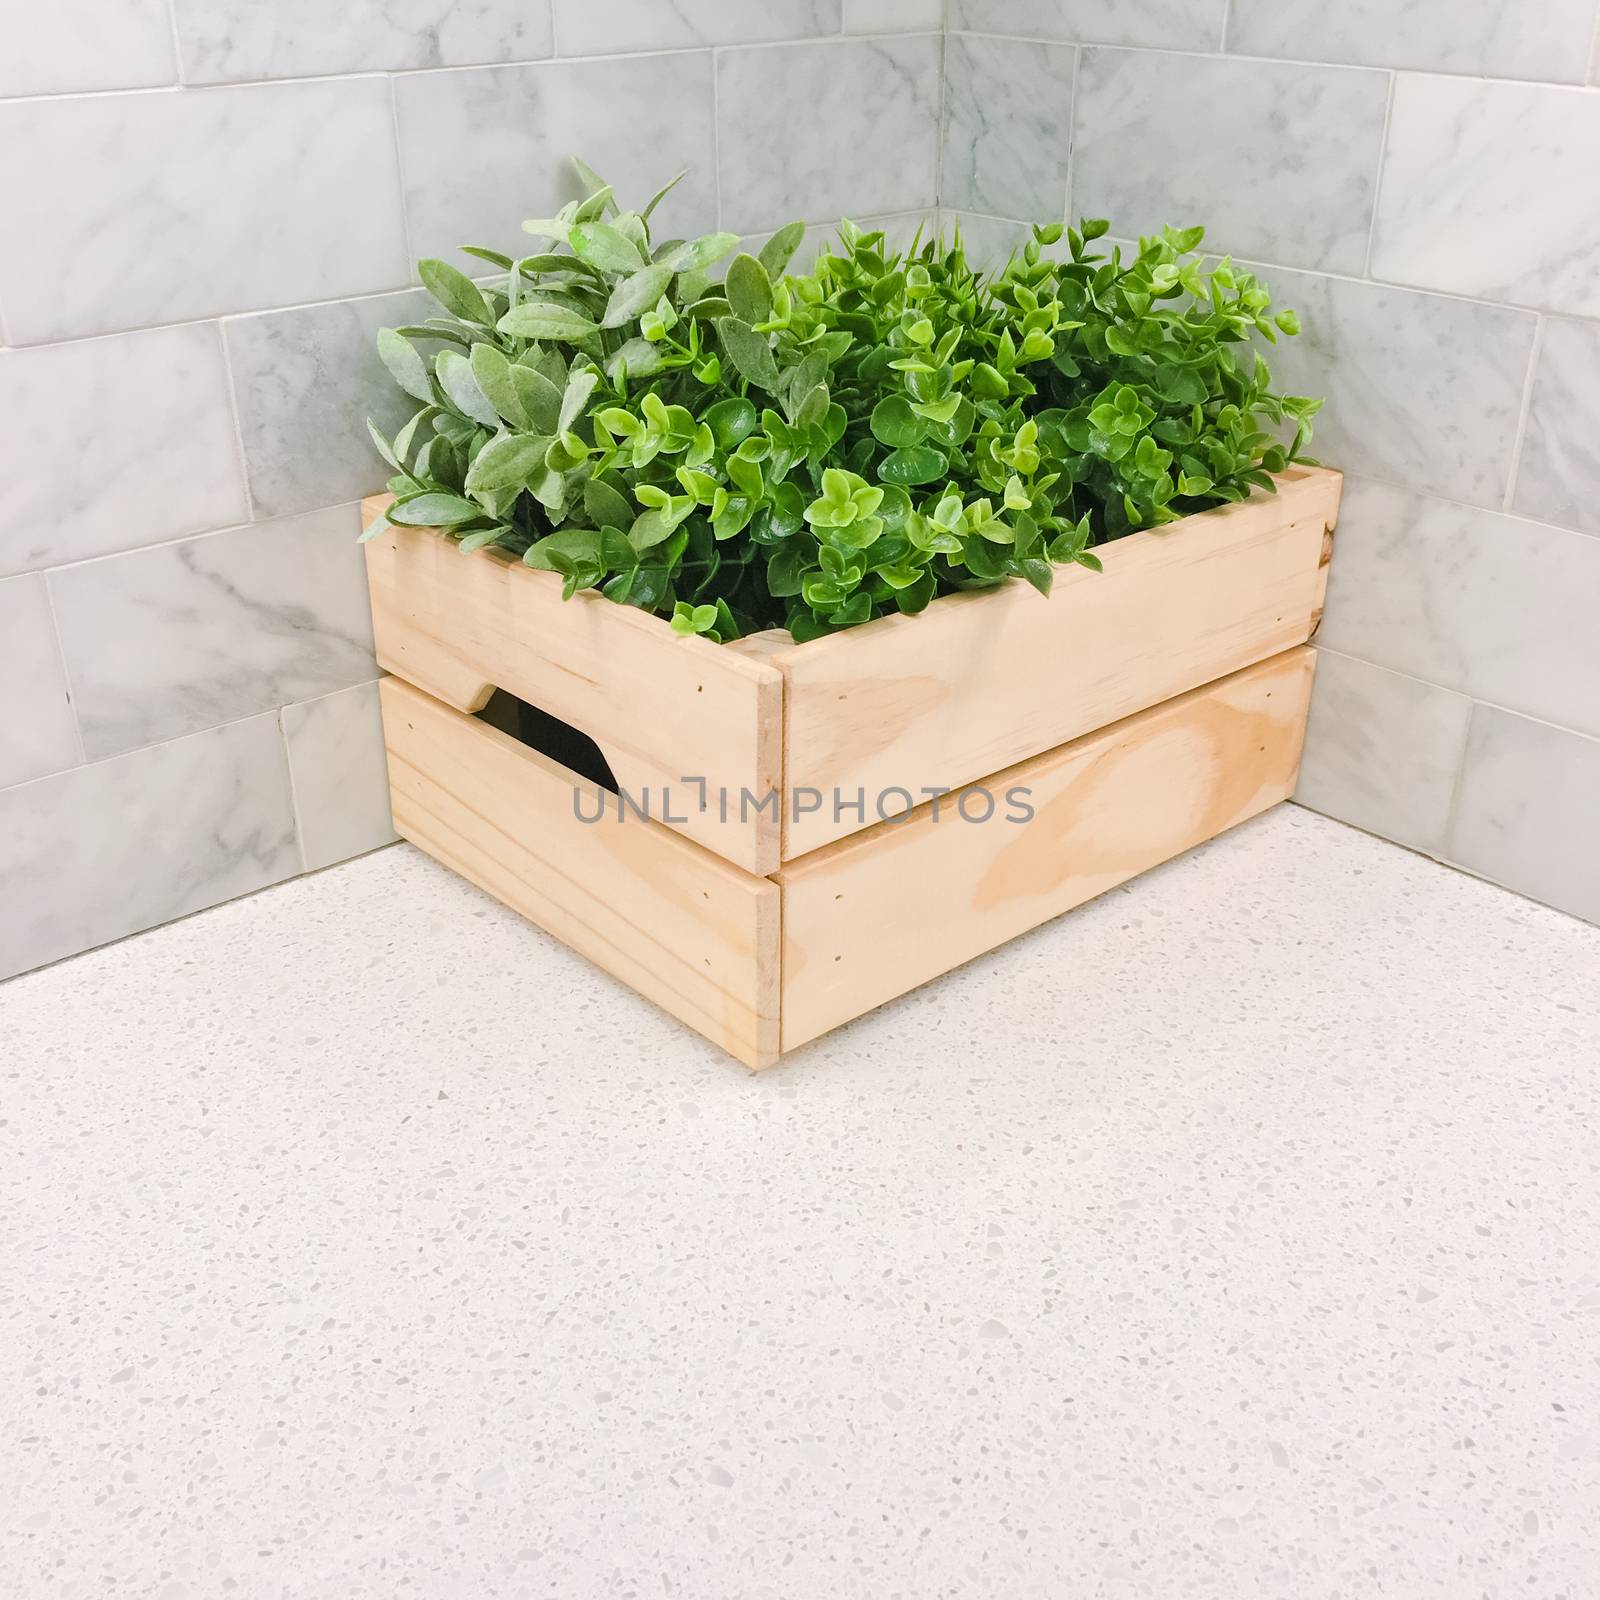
xmin=365 ymin=162 xmax=1321 ymax=643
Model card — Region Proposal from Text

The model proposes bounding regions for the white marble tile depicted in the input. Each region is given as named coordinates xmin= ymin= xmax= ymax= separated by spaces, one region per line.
xmin=553 ymin=0 xmax=840 ymax=53
xmin=941 ymin=34 xmax=1075 ymax=223
xmin=395 ymin=55 xmax=718 ymax=264
xmin=0 ymin=324 xmax=249 ymax=578
xmin=1241 ymin=261 xmax=1538 ymax=510
xmin=1372 ymin=78 xmax=1600 ymax=318
xmin=947 ymin=0 xmax=1225 ymax=49
xmin=0 ymin=576 xmax=80 ymax=790
xmin=223 ymin=288 xmax=429 ymax=521
xmin=0 ymin=0 xmax=176 ymax=97
xmin=1072 ymin=50 xmax=1388 ymax=275
xmin=282 ymin=680 xmax=397 ymax=872
xmin=49 ymin=507 xmax=377 ymax=762
xmin=1318 ymin=479 xmax=1600 ymax=741
xmin=845 ymin=0 xmax=941 ymax=32
xmin=1227 ymin=0 xmax=1598 ymax=83
xmin=1294 ymin=650 xmax=1472 ymax=857
xmin=718 ymin=36 xmax=941 ymax=234
xmin=173 ymin=0 xmax=553 ymax=82
xmin=1449 ymin=707 xmax=1600 ymax=927
xmin=0 ymin=713 xmax=299 ymax=980
xmin=1511 ymin=317 xmax=1600 ymax=539
xmin=0 ymin=80 xmax=408 ymax=343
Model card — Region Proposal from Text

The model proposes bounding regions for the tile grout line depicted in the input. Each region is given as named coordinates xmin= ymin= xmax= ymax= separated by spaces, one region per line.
xmin=160 ymin=0 xmax=186 ymax=83
xmin=1362 ymin=69 xmax=1396 ymax=279
xmin=276 ymin=706 xmax=314 ymax=874
xmin=38 ymin=573 xmax=89 ymax=768
xmin=1217 ymin=0 xmax=1233 ymax=52
xmin=1501 ymin=315 xmax=1546 ymax=513
xmin=385 ymin=73 xmax=416 ymax=272
xmin=932 ymin=22 xmax=948 ymax=214
xmin=711 ymin=48 xmax=724 ymax=231
xmin=1060 ymin=45 xmax=1082 ymax=225
xmin=213 ymin=320 xmax=259 ymax=524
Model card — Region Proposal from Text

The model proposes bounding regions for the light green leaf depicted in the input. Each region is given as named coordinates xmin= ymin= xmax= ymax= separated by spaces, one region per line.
xmin=389 ymin=492 xmax=483 ymax=527
xmin=716 ymin=317 xmax=780 ymax=392
xmin=640 ymin=169 xmax=686 ymax=222
xmin=658 ymin=232 xmax=740 ymax=273
xmin=559 ymin=368 xmax=599 ymax=435
xmin=469 ymin=342 xmax=529 ymax=428
xmin=464 ymin=432 xmax=551 ymax=493
xmin=605 ymin=336 xmax=666 ymax=382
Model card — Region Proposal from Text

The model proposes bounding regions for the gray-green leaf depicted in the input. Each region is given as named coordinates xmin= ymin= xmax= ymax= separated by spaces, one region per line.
xmin=418 ymin=259 xmax=491 ymax=325
xmin=464 ymin=432 xmax=551 ymax=493
xmin=605 ymin=337 xmax=666 ymax=383
xmin=725 ymin=254 xmax=773 ymax=326
xmin=569 ymin=220 xmax=646 ymax=275
xmin=658 ymin=232 xmax=740 ymax=273
xmin=602 ymin=264 xmax=675 ymax=329
xmin=758 ymin=220 xmax=807 ymax=279
xmin=510 ymin=364 xmax=562 ymax=433
xmin=389 ymin=492 xmax=483 ymax=526
xmin=716 ymin=317 xmax=780 ymax=392
xmin=559 ymin=368 xmax=599 ymax=436
xmin=469 ymin=342 xmax=529 ymax=428
xmin=497 ymin=300 xmax=599 ymax=341
xmin=377 ymin=328 xmax=433 ymax=403
xmin=435 ymin=350 xmax=500 ymax=428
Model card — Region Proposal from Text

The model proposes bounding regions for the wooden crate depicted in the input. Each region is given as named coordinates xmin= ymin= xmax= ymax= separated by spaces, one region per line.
xmin=364 ymin=466 xmax=1340 ymax=1068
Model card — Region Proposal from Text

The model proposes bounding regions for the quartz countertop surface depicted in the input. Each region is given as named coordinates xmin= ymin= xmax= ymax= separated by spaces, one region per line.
xmin=3 ymin=805 xmax=1598 ymax=1598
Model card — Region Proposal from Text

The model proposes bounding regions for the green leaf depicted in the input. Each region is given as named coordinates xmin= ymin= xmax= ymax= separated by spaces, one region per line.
xmin=418 ymin=259 xmax=491 ymax=325
xmin=434 ymin=350 xmax=500 ymax=428
xmin=389 ymin=492 xmax=483 ymax=527
xmin=704 ymin=397 xmax=758 ymax=450
xmin=878 ymin=445 xmax=947 ymax=486
xmin=640 ymin=169 xmax=687 ymax=222
xmin=758 ymin=220 xmax=807 ymax=280
xmin=725 ymin=253 xmax=774 ymax=325
xmin=377 ymin=329 xmax=433 ymax=403
xmin=496 ymin=300 xmax=599 ymax=340
xmin=602 ymin=264 xmax=675 ymax=329
xmin=868 ymin=395 xmax=925 ymax=448
xmin=569 ymin=220 xmax=646 ymax=275
xmin=510 ymin=364 xmax=562 ymax=433
xmin=559 ymin=368 xmax=599 ymax=435
xmin=717 ymin=317 xmax=780 ymax=392
xmin=659 ymin=232 xmax=740 ymax=273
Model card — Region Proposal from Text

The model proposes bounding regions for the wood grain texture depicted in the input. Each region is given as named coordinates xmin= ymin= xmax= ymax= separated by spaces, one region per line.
xmin=363 ymin=496 xmax=784 ymax=876
xmin=379 ymin=675 xmax=781 ymax=1069
xmin=765 ymin=466 xmax=1341 ymax=858
xmin=775 ymin=646 xmax=1317 ymax=1052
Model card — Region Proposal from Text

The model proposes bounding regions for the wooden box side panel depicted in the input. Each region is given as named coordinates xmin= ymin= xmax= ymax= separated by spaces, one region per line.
xmin=378 ymin=676 xmax=781 ymax=1069
xmin=775 ymin=646 xmax=1317 ymax=1052
xmin=363 ymin=500 xmax=784 ymax=876
xmin=772 ymin=466 xmax=1341 ymax=859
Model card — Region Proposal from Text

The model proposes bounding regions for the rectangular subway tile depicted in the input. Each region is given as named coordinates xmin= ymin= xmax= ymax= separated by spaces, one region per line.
xmin=0 ymin=575 xmax=80 ymax=790
xmin=845 ymin=0 xmax=941 ymax=31
xmin=0 ymin=324 xmax=249 ymax=578
xmin=1071 ymin=49 xmax=1389 ymax=275
xmin=0 ymin=0 xmax=176 ymax=96
xmin=552 ymin=0 xmax=840 ymax=54
xmin=1510 ymin=317 xmax=1600 ymax=539
xmin=718 ymin=36 xmax=941 ymax=234
xmin=1449 ymin=706 xmax=1600 ymax=927
xmin=0 ymin=79 xmax=409 ymax=343
xmin=1317 ymin=479 xmax=1600 ymax=741
xmin=941 ymin=35 xmax=1075 ymax=223
xmin=1227 ymin=0 xmax=1598 ymax=83
xmin=0 ymin=713 xmax=300 ymax=981
xmin=947 ymin=0 xmax=1225 ymax=50
xmin=1294 ymin=650 xmax=1472 ymax=858
xmin=281 ymin=680 xmax=397 ymax=872
xmin=395 ymin=55 xmax=718 ymax=265
xmin=172 ymin=0 xmax=554 ymax=83
xmin=1372 ymin=77 xmax=1600 ymax=317
xmin=1244 ymin=262 xmax=1538 ymax=511
xmin=224 ymin=288 xmax=429 ymax=522
xmin=49 ymin=506 xmax=377 ymax=761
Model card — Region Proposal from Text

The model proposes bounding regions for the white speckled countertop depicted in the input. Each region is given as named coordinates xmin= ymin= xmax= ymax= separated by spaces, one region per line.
xmin=3 ymin=805 xmax=1598 ymax=1599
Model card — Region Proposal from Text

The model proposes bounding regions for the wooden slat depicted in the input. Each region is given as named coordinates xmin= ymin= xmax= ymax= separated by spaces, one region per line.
xmin=363 ymin=497 xmax=784 ymax=876
xmin=378 ymin=676 xmax=781 ymax=1069
xmin=775 ymin=646 xmax=1317 ymax=1052
xmin=766 ymin=466 xmax=1341 ymax=858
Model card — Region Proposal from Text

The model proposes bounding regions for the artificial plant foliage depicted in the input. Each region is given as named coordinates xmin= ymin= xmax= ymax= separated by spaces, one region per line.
xmin=365 ymin=162 xmax=1322 ymax=643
